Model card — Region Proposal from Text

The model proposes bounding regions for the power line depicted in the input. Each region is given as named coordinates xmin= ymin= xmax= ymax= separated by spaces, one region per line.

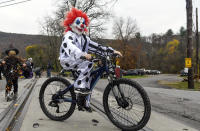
xmin=0 ymin=0 xmax=15 ymax=5
xmin=0 ymin=0 xmax=31 ymax=8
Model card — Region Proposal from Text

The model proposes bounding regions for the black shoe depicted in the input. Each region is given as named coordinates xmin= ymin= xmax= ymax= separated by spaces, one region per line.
xmin=84 ymin=106 xmax=93 ymax=113
xmin=13 ymin=92 xmax=18 ymax=99
xmin=78 ymin=106 xmax=85 ymax=111
xmin=74 ymin=88 xmax=91 ymax=95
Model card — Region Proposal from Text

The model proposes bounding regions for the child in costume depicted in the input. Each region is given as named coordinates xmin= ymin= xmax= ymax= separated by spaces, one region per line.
xmin=59 ymin=8 xmax=122 ymax=111
xmin=1 ymin=48 xmax=26 ymax=100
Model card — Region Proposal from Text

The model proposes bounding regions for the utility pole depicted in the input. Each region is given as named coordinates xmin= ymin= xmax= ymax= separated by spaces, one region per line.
xmin=186 ymin=0 xmax=194 ymax=89
xmin=196 ymin=8 xmax=199 ymax=79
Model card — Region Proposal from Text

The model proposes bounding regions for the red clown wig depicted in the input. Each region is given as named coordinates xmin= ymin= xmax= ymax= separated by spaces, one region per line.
xmin=63 ymin=8 xmax=90 ymax=32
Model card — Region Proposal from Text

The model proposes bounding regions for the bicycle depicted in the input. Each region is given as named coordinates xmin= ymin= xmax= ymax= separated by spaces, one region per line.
xmin=39 ymin=50 xmax=151 ymax=131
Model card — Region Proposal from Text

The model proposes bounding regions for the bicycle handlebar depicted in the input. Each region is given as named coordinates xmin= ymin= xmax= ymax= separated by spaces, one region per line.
xmin=80 ymin=56 xmax=100 ymax=63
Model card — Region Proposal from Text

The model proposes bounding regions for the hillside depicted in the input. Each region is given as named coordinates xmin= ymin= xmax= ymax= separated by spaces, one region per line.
xmin=0 ymin=31 xmax=114 ymax=58
xmin=0 ymin=31 xmax=46 ymax=57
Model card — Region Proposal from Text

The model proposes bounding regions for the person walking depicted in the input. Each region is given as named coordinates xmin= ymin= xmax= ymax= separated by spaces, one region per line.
xmin=1 ymin=48 xmax=26 ymax=100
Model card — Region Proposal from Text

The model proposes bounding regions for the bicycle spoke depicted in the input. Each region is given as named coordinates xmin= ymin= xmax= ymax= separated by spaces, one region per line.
xmin=42 ymin=81 xmax=73 ymax=117
xmin=107 ymin=83 xmax=146 ymax=127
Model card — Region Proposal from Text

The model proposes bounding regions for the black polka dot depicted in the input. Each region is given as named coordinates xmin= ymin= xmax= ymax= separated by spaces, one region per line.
xmin=74 ymin=65 xmax=78 ymax=68
xmin=78 ymin=80 xmax=81 ymax=85
xmin=72 ymin=41 xmax=75 ymax=45
xmin=62 ymin=37 xmax=65 ymax=41
xmin=84 ymin=72 xmax=88 ymax=76
xmin=77 ymin=70 xmax=81 ymax=74
xmin=88 ymin=63 xmax=92 ymax=68
xmin=62 ymin=49 xmax=65 ymax=53
xmin=86 ymin=77 xmax=89 ymax=82
xmin=65 ymin=63 xmax=70 ymax=67
xmin=65 ymin=52 xmax=68 ymax=57
xmin=69 ymin=49 xmax=71 ymax=54
xmin=76 ymin=39 xmax=78 ymax=42
xmin=69 ymin=36 xmax=73 ymax=40
xmin=63 ymin=43 xmax=67 ymax=48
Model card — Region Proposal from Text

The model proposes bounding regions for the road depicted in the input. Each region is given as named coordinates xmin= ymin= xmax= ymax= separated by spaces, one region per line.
xmin=134 ymin=74 xmax=200 ymax=129
xmin=95 ymin=74 xmax=200 ymax=129
xmin=0 ymin=74 xmax=200 ymax=131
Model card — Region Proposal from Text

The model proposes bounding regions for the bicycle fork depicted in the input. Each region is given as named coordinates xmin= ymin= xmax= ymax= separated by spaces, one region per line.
xmin=111 ymin=83 xmax=129 ymax=108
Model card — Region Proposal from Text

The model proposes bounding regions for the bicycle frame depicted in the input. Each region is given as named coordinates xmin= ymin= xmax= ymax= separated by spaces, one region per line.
xmin=54 ymin=64 xmax=109 ymax=103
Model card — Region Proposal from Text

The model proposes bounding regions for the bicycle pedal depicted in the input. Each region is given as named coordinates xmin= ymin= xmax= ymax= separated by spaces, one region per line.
xmin=56 ymin=106 xmax=60 ymax=113
xmin=48 ymin=101 xmax=58 ymax=107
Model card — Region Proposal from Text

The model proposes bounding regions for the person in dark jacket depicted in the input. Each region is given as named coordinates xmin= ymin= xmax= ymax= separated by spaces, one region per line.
xmin=0 ymin=59 xmax=2 ymax=80
xmin=23 ymin=58 xmax=34 ymax=78
xmin=47 ymin=62 xmax=53 ymax=77
xmin=1 ymin=48 xmax=26 ymax=100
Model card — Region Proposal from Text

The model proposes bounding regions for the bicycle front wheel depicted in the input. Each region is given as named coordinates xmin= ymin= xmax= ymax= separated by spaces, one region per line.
xmin=39 ymin=77 xmax=76 ymax=121
xmin=103 ymin=78 xmax=151 ymax=131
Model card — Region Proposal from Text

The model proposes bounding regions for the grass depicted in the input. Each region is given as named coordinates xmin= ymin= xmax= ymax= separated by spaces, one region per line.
xmin=159 ymin=80 xmax=200 ymax=91
xmin=122 ymin=75 xmax=148 ymax=79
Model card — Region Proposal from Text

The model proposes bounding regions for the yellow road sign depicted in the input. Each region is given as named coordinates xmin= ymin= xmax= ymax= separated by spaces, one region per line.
xmin=185 ymin=58 xmax=192 ymax=68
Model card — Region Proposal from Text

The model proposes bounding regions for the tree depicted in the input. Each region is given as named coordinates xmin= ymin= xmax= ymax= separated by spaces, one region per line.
xmin=155 ymin=39 xmax=183 ymax=73
xmin=165 ymin=29 xmax=174 ymax=37
xmin=41 ymin=0 xmax=118 ymax=38
xmin=25 ymin=45 xmax=48 ymax=68
xmin=112 ymin=17 xmax=139 ymax=69
xmin=178 ymin=26 xmax=187 ymax=55
xmin=179 ymin=26 xmax=187 ymax=37
xmin=40 ymin=0 xmax=118 ymax=71
xmin=166 ymin=39 xmax=180 ymax=54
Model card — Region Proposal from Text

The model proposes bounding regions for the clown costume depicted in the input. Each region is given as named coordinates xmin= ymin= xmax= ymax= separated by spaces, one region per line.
xmin=59 ymin=8 xmax=122 ymax=110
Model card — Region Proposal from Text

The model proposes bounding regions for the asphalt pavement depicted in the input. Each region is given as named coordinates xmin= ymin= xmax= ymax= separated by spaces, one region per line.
xmin=20 ymin=76 xmax=199 ymax=131
xmin=95 ymin=74 xmax=200 ymax=130
xmin=20 ymin=78 xmax=119 ymax=131
xmin=1 ymin=74 xmax=200 ymax=131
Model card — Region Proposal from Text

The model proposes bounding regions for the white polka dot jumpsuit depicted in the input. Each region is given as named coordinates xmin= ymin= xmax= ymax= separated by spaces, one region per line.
xmin=59 ymin=31 xmax=114 ymax=90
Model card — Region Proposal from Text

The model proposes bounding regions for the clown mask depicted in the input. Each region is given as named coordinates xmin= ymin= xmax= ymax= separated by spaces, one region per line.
xmin=70 ymin=17 xmax=86 ymax=35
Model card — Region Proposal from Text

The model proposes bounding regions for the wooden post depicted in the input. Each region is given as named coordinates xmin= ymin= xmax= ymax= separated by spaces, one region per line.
xmin=196 ymin=8 xmax=199 ymax=79
xmin=186 ymin=0 xmax=194 ymax=89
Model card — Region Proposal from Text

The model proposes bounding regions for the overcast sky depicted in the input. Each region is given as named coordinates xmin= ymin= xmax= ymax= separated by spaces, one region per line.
xmin=0 ymin=0 xmax=200 ymax=38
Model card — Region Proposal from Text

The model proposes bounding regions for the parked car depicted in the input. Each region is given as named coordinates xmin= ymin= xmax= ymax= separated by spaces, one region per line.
xmin=124 ymin=69 xmax=138 ymax=76
xmin=120 ymin=69 xmax=127 ymax=76
xmin=180 ymin=68 xmax=188 ymax=76
xmin=145 ymin=70 xmax=151 ymax=75
xmin=135 ymin=69 xmax=145 ymax=75
xmin=150 ymin=70 xmax=161 ymax=75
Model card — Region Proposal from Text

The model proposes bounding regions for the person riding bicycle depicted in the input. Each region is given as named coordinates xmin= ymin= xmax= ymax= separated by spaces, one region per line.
xmin=0 ymin=48 xmax=26 ymax=100
xmin=59 ymin=8 xmax=122 ymax=111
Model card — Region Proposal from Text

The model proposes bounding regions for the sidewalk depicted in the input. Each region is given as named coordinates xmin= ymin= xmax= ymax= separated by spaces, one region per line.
xmin=20 ymin=78 xmax=118 ymax=131
xmin=0 ymin=79 xmax=33 ymax=115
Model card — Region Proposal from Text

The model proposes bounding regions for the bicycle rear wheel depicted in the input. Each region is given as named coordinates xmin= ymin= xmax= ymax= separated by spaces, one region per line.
xmin=39 ymin=77 xmax=76 ymax=121
xmin=103 ymin=78 xmax=151 ymax=131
